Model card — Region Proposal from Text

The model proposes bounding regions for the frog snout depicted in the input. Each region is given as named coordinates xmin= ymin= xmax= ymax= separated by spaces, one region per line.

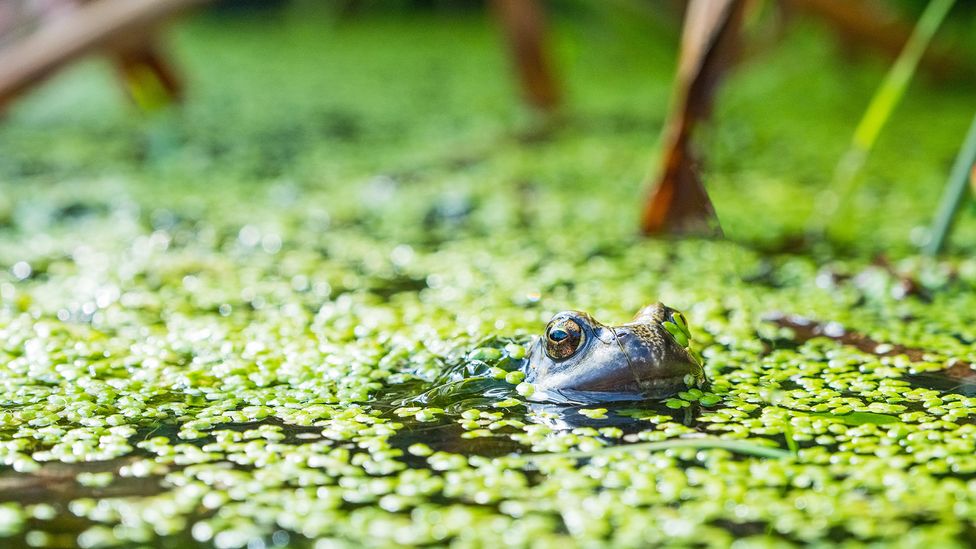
xmin=524 ymin=305 xmax=705 ymax=402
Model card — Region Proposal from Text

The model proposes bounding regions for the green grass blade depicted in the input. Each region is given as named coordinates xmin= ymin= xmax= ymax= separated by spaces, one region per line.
xmin=509 ymin=437 xmax=792 ymax=463
xmin=810 ymin=0 xmax=956 ymax=236
xmin=924 ymin=113 xmax=976 ymax=255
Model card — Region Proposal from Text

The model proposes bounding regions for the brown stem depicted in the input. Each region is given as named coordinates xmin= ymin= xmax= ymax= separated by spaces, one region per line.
xmin=491 ymin=0 xmax=561 ymax=113
xmin=640 ymin=0 xmax=748 ymax=237
xmin=113 ymin=41 xmax=185 ymax=108
xmin=0 ymin=0 xmax=207 ymax=111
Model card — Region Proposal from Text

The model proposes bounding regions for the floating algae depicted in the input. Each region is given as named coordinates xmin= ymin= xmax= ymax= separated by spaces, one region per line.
xmin=3 ymin=6 xmax=976 ymax=548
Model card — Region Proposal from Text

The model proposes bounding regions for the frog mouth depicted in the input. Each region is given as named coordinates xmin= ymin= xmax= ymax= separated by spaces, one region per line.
xmin=527 ymin=373 xmax=690 ymax=404
xmin=605 ymin=325 xmax=700 ymax=396
xmin=608 ymin=325 xmax=645 ymax=393
xmin=530 ymin=330 xmax=693 ymax=397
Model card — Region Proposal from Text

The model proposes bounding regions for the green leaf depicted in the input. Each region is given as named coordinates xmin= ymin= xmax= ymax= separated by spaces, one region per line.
xmin=672 ymin=312 xmax=692 ymax=340
xmin=665 ymin=398 xmax=689 ymax=409
xmin=809 ymin=411 xmax=901 ymax=425
xmin=663 ymin=321 xmax=689 ymax=348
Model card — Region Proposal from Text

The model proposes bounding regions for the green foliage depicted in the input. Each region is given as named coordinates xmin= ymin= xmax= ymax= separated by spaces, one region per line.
xmin=0 ymin=4 xmax=975 ymax=547
xmin=813 ymin=0 xmax=956 ymax=236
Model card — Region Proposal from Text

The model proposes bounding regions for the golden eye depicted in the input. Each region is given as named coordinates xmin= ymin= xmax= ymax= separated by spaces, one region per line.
xmin=545 ymin=319 xmax=583 ymax=360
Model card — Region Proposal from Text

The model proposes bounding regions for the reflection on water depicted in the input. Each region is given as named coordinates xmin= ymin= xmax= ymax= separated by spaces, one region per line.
xmin=525 ymin=402 xmax=694 ymax=431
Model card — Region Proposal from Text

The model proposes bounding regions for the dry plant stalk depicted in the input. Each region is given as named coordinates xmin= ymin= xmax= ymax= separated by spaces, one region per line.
xmin=0 ymin=0 xmax=207 ymax=111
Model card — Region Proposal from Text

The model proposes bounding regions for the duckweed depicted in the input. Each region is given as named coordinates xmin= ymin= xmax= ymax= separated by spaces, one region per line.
xmin=578 ymin=408 xmax=608 ymax=420
xmin=2 ymin=4 xmax=976 ymax=548
xmin=504 ymin=371 xmax=525 ymax=385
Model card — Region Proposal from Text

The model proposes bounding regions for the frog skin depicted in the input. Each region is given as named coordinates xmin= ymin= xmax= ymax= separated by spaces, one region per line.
xmin=523 ymin=303 xmax=706 ymax=404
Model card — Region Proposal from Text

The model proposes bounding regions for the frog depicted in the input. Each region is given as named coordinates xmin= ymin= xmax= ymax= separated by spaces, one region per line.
xmin=523 ymin=303 xmax=706 ymax=404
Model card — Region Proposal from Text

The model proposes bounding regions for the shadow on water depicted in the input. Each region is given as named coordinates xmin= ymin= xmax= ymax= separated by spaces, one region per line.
xmin=525 ymin=402 xmax=696 ymax=431
xmin=765 ymin=313 xmax=976 ymax=396
xmin=0 ymin=458 xmax=165 ymax=505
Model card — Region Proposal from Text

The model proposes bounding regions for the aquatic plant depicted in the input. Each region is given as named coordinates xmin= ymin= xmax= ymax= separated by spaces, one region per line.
xmin=1 ymin=5 xmax=976 ymax=548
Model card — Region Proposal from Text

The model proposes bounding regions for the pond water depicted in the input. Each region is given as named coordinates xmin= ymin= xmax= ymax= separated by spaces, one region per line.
xmin=4 ymin=4 xmax=976 ymax=548
xmin=2 ymin=315 xmax=975 ymax=548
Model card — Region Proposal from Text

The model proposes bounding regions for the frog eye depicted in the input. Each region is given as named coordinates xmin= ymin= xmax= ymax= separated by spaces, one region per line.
xmin=663 ymin=312 xmax=692 ymax=348
xmin=545 ymin=318 xmax=584 ymax=360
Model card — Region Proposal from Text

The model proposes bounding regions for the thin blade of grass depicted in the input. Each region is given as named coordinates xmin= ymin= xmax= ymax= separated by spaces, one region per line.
xmin=809 ymin=0 xmax=956 ymax=237
xmin=507 ymin=437 xmax=792 ymax=463
xmin=923 ymin=113 xmax=976 ymax=255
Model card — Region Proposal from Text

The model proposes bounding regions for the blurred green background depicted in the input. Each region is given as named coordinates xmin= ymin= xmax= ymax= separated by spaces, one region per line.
xmin=3 ymin=0 xmax=976 ymax=253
